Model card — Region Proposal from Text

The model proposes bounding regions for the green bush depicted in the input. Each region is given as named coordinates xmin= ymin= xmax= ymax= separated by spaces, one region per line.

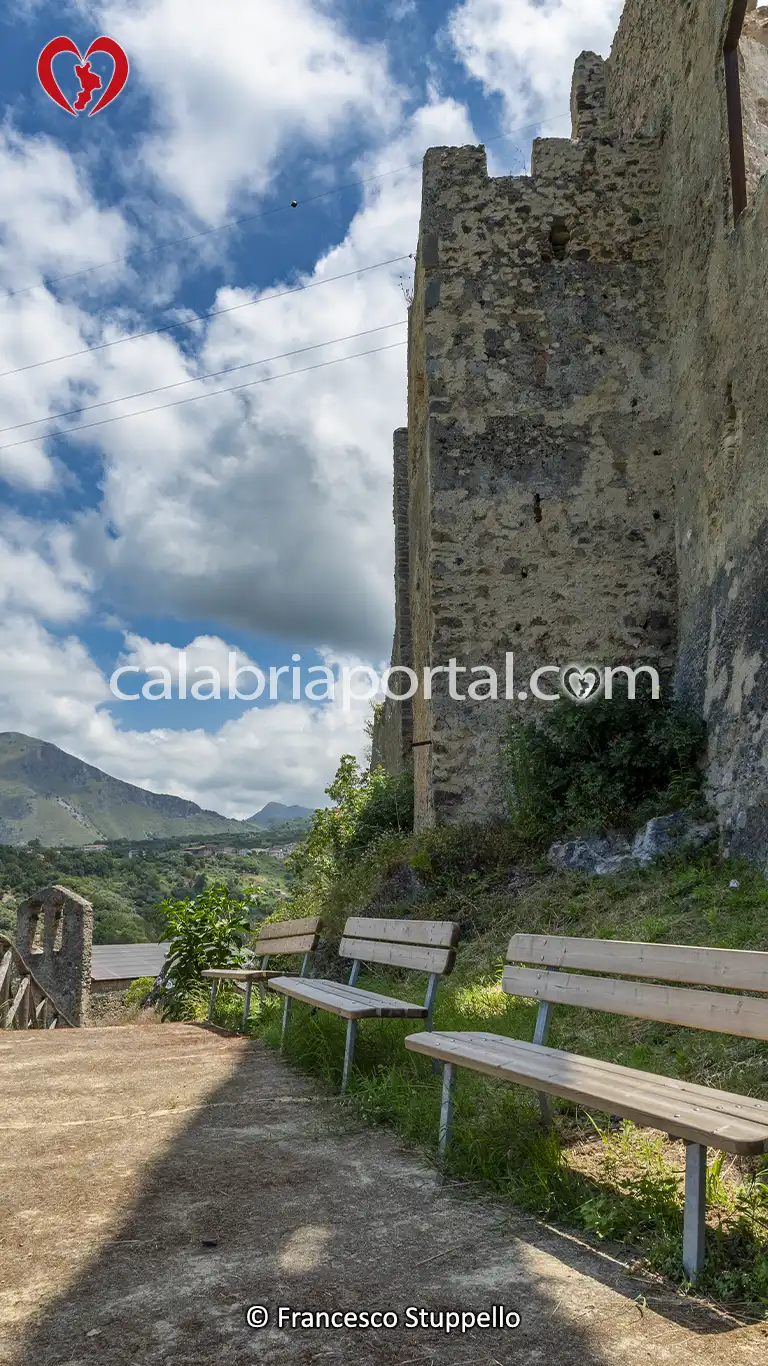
xmin=157 ymin=884 xmax=253 ymax=1019
xmin=503 ymin=686 xmax=706 ymax=842
xmin=289 ymin=756 xmax=413 ymax=889
xmin=124 ymin=976 xmax=156 ymax=1008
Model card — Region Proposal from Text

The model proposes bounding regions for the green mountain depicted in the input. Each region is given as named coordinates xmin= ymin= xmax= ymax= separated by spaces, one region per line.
xmin=247 ymin=801 xmax=314 ymax=828
xmin=0 ymin=733 xmax=248 ymax=846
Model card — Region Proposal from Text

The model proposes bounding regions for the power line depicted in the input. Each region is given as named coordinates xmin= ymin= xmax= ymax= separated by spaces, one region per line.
xmin=1 ymin=114 xmax=571 ymax=301
xmin=0 ymin=254 xmax=413 ymax=381
xmin=0 ymin=340 xmax=408 ymax=453
xmin=0 ymin=321 xmax=406 ymax=435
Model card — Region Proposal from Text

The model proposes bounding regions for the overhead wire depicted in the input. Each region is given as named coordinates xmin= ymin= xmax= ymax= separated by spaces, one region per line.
xmin=0 ymin=340 xmax=408 ymax=453
xmin=0 ymin=321 xmax=407 ymax=435
xmin=0 ymin=254 xmax=413 ymax=380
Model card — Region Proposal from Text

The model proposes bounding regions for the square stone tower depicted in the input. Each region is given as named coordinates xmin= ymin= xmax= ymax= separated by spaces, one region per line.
xmin=393 ymin=53 xmax=678 ymax=828
xmin=380 ymin=1 xmax=768 ymax=867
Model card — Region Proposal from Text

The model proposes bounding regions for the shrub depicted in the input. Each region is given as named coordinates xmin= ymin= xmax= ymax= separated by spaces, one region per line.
xmin=289 ymin=756 xmax=413 ymax=886
xmin=157 ymin=884 xmax=253 ymax=1018
xmin=503 ymin=685 xmax=706 ymax=842
xmin=124 ymin=975 xmax=156 ymax=1008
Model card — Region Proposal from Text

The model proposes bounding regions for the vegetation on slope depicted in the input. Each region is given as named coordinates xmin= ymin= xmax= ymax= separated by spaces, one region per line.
xmin=191 ymin=695 xmax=768 ymax=1312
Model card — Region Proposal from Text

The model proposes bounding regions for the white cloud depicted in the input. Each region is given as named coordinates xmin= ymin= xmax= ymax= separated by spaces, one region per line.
xmin=0 ymin=617 xmax=371 ymax=814
xmin=0 ymin=4 xmax=489 ymax=812
xmin=0 ymin=128 xmax=130 ymax=295
xmin=69 ymin=94 xmax=477 ymax=656
xmin=95 ymin=0 xmax=403 ymax=221
xmin=0 ymin=517 xmax=91 ymax=621
xmin=118 ymin=631 xmax=260 ymax=683
xmin=0 ymin=128 xmax=137 ymax=491
xmin=448 ymin=0 xmax=622 ymax=128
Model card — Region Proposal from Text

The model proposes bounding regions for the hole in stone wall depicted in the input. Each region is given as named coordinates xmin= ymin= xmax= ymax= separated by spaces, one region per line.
xmin=533 ymin=494 xmax=542 ymax=523
xmin=520 ymin=567 xmax=529 ymax=578
xmin=30 ymin=914 xmax=44 ymax=955
xmin=53 ymin=910 xmax=64 ymax=953
xmin=548 ymin=218 xmax=571 ymax=261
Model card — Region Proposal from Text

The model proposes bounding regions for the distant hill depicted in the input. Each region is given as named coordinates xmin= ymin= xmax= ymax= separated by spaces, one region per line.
xmin=0 ymin=733 xmax=248 ymax=847
xmin=247 ymin=802 xmax=314 ymax=828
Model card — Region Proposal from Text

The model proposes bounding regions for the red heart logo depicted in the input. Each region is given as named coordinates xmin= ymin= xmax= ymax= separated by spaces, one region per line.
xmin=37 ymin=36 xmax=129 ymax=117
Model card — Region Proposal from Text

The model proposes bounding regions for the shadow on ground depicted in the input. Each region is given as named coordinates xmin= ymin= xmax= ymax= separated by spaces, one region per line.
xmin=1 ymin=1023 xmax=766 ymax=1366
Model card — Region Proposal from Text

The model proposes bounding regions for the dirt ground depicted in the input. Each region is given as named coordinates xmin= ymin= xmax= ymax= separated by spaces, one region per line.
xmin=1 ymin=1023 xmax=767 ymax=1366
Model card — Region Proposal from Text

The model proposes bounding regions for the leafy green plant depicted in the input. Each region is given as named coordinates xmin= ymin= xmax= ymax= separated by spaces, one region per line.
xmin=288 ymin=756 xmax=413 ymax=893
xmin=124 ymin=975 xmax=156 ymax=1008
xmin=158 ymin=884 xmax=253 ymax=1018
xmin=503 ymin=686 xmax=706 ymax=842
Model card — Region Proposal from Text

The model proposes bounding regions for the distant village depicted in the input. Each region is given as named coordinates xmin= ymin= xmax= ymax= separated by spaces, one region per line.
xmin=77 ymin=842 xmax=299 ymax=861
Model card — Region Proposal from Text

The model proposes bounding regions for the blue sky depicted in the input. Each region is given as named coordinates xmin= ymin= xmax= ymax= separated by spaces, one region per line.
xmin=0 ymin=0 xmax=622 ymax=816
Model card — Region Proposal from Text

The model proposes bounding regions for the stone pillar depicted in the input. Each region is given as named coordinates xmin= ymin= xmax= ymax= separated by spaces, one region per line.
xmin=571 ymin=52 xmax=613 ymax=140
xmin=15 ymin=885 xmax=93 ymax=1025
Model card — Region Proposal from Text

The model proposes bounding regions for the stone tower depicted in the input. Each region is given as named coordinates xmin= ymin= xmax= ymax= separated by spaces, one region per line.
xmin=379 ymin=0 xmax=768 ymax=866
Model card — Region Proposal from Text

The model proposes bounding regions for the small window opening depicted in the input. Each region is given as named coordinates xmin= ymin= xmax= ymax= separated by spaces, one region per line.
xmin=30 ymin=914 xmax=44 ymax=955
xmin=548 ymin=218 xmax=571 ymax=261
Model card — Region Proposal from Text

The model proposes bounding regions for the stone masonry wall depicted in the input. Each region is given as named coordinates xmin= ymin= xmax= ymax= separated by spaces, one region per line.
xmin=374 ymin=428 xmax=414 ymax=773
xmin=406 ymin=55 xmax=678 ymax=829
xmin=15 ymin=884 xmax=93 ymax=1025
xmin=608 ymin=0 xmax=768 ymax=863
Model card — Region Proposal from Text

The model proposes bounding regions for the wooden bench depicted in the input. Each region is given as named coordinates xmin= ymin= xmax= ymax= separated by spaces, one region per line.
xmin=405 ymin=933 xmax=768 ymax=1283
xmin=269 ymin=916 xmax=460 ymax=1092
xmin=201 ymin=916 xmax=322 ymax=1030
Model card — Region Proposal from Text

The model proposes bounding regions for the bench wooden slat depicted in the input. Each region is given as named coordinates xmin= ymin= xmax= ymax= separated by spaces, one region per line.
xmin=268 ymin=975 xmax=429 ymax=1020
xmin=501 ymin=965 xmax=768 ymax=1041
xmin=251 ymin=933 xmax=318 ymax=957
xmin=257 ymin=916 xmax=321 ymax=942
xmin=339 ymin=936 xmax=456 ymax=976
xmin=303 ymin=978 xmax=426 ymax=1011
xmin=431 ymin=1029 xmax=768 ymax=1127
xmin=201 ymin=969 xmax=282 ymax=981
xmin=404 ymin=1031 xmax=768 ymax=1155
xmin=507 ymin=934 xmax=768 ymax=993
xmin=344 ymin=917 xmax=460 ymax=949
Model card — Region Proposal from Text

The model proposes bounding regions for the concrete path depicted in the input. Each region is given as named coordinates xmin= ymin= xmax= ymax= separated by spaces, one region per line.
xmin=1 ymin=1023 xmax=766 ymax=1365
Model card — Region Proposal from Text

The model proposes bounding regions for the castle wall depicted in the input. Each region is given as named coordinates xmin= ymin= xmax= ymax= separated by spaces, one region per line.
xmin=608 ymin=0 xmax=768 ymax=862
xmin=406 ymin=58 xmax=678 ymax=828
xmin=374 ymin=428 xmax=414 ymax=773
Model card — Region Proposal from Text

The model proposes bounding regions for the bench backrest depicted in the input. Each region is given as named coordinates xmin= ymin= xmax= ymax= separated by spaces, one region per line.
xmin=503 ymin=933 xmax=768 ymax=1041
xmin=340 ymin=917 xmax=459 ymax=977
xmin=254 ymin=916 xmax=322 ymax=960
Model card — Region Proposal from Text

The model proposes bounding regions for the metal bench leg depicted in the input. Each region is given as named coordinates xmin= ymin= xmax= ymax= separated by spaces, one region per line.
xmin=423 ymin=973 xmax=440 ymax=1075
xmin=243 ymin=981 xmax=252 ymax=1029
xmin=439 ymin=1062 xmax=456 ymax=1155
xmin=280 ymin=996 xmax=292 ymax=1051
xmin=533 ymin=996 xmax=554 ymax=1127
xmin=341 ymin=1019 xmax=358 ymax=1094
xmin=207 ymin=980 xmax=217 ymax=1023
xmin=683 ymin=1142 xmax=707 ymax=1282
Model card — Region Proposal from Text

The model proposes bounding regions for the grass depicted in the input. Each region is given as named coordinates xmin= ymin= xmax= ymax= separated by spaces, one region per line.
xmin=192 ymin=848 xmax=768 ymax=1314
